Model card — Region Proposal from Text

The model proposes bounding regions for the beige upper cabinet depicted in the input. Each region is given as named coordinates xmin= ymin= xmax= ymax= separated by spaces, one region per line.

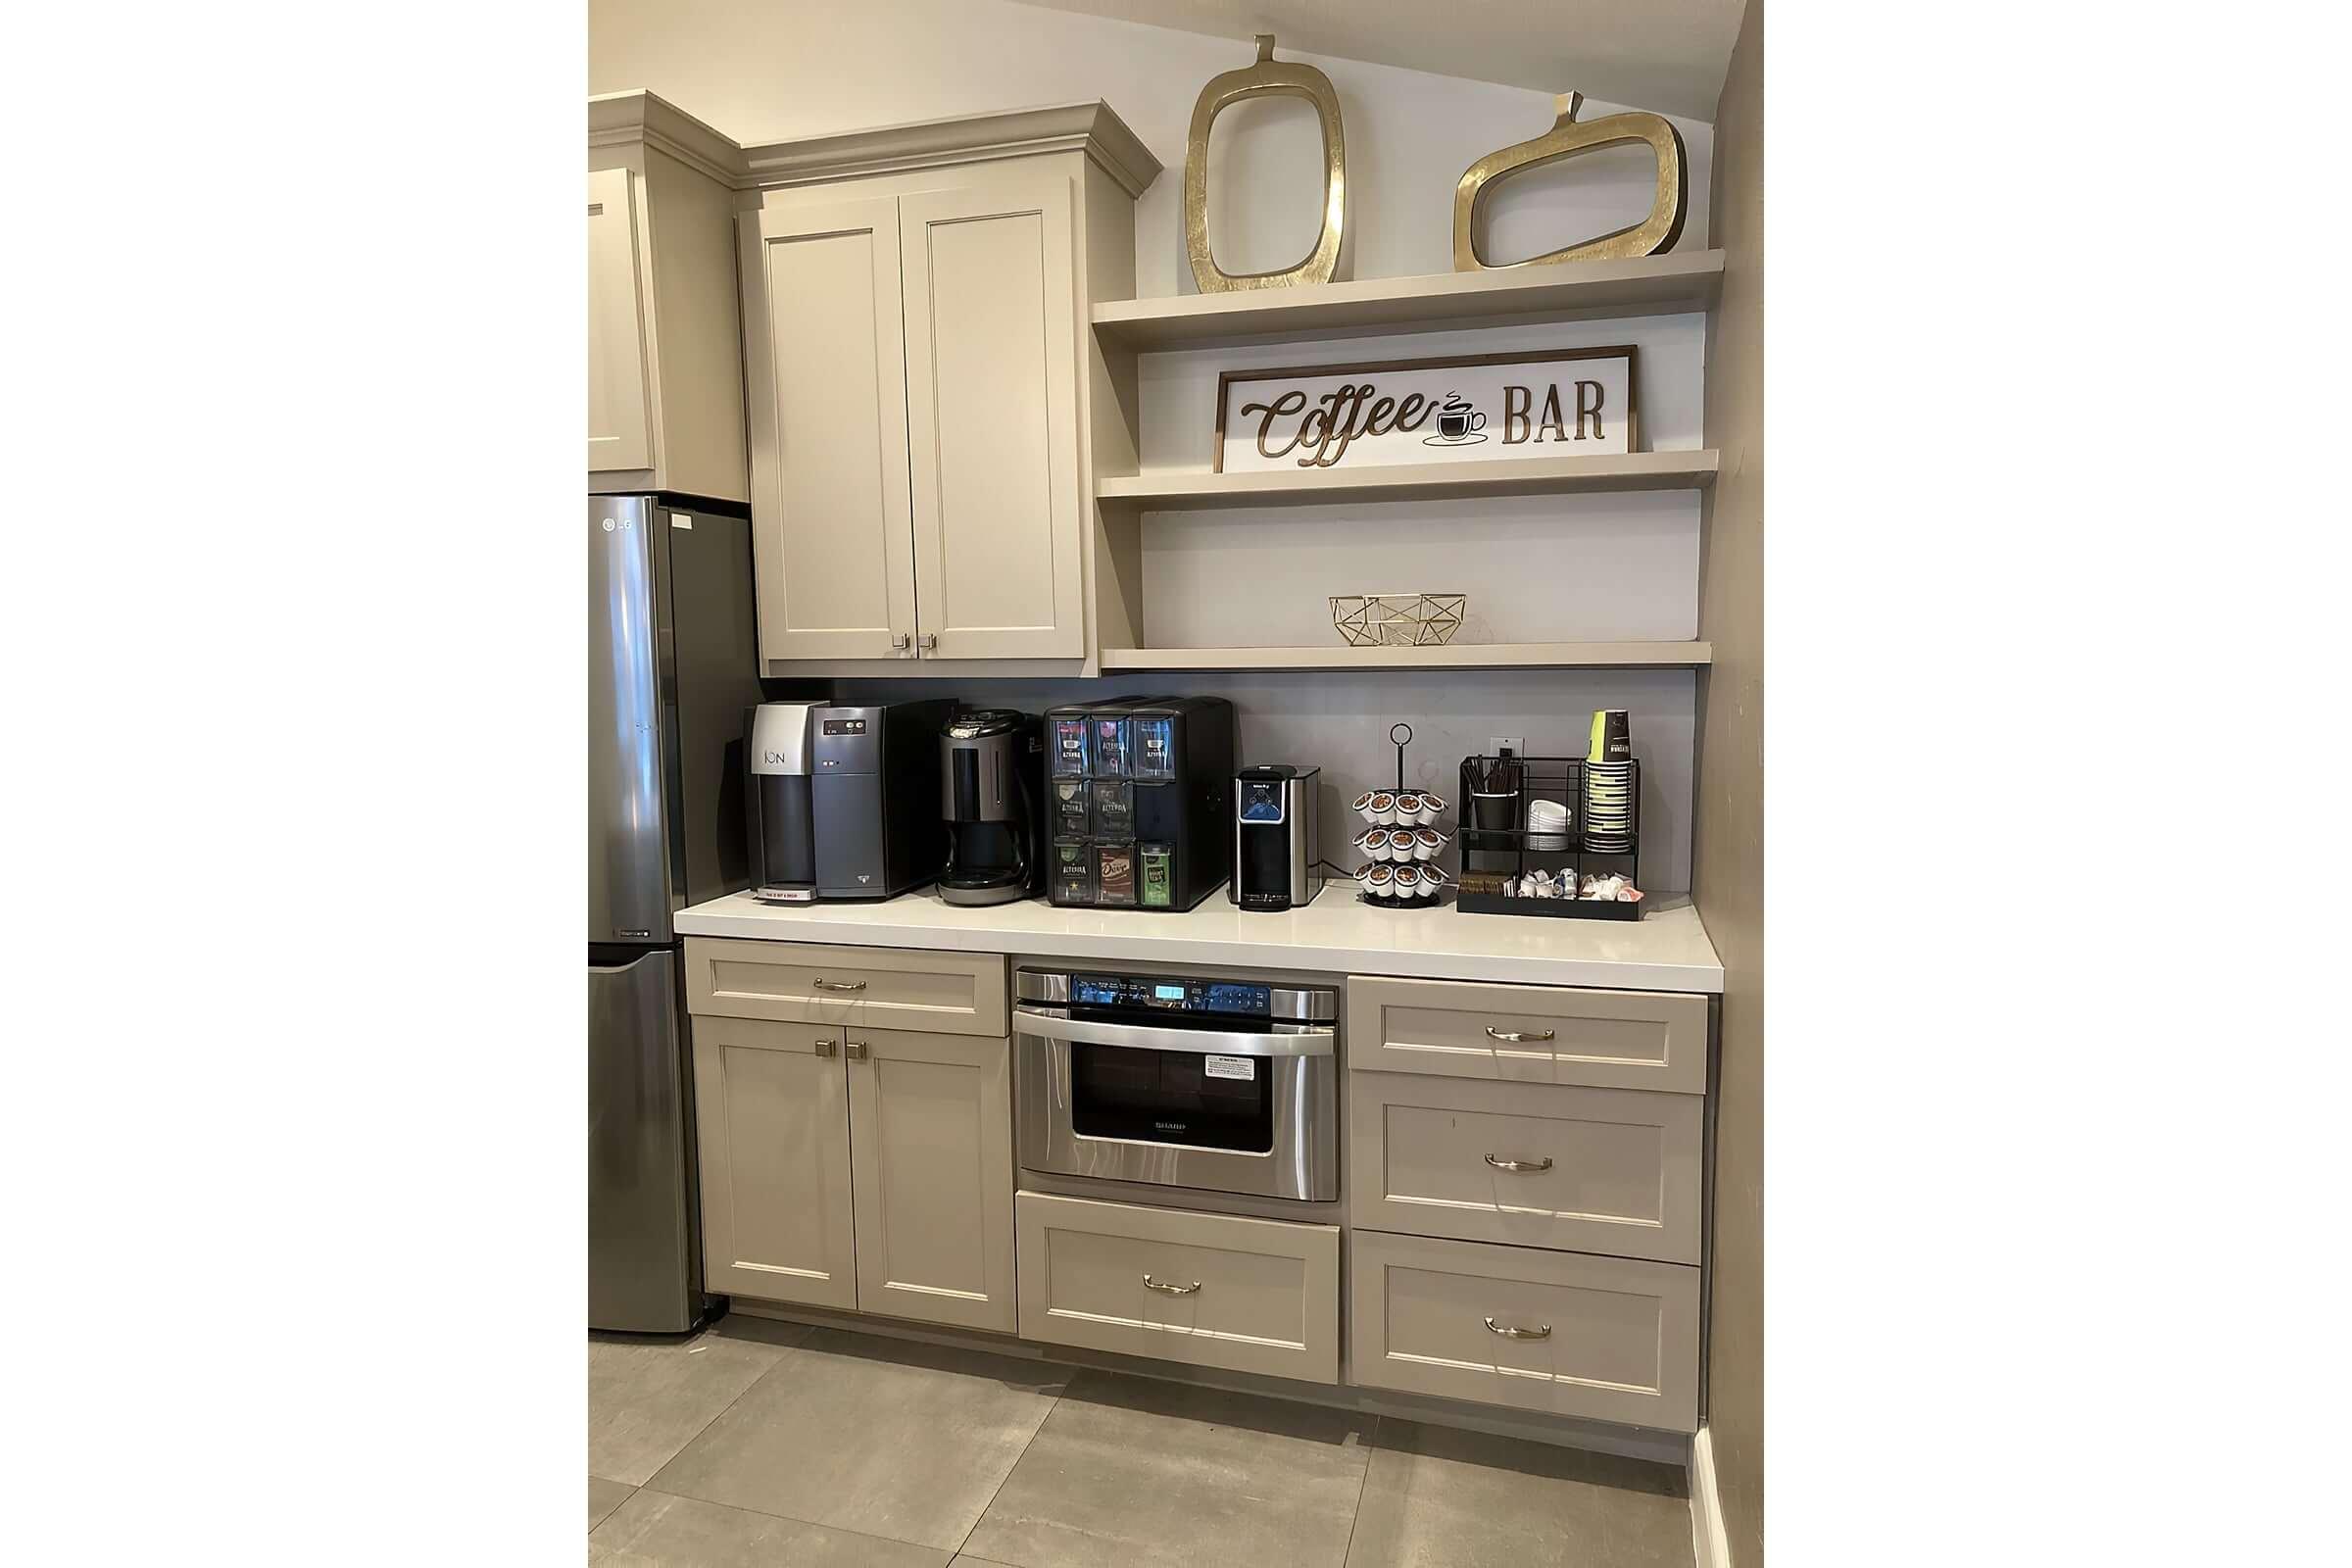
xmin=586 ymin=169 xmax=654 ymax=473
xmin=740 ymin=198 xmax=918 ymax=661
xmin=899 ymin=180 xmax=1084 ymax=660
xmin=588 ymin=95 xmax=751 ymax=503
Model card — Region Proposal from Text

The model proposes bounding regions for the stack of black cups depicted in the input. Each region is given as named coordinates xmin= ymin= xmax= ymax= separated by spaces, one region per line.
xmin=1583 ymin=709 xmax=1635 ymax=853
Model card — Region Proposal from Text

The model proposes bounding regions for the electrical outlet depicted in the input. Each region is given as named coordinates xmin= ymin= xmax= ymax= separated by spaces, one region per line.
xmin=1489 ymin=735 xmax=1525 ymax=755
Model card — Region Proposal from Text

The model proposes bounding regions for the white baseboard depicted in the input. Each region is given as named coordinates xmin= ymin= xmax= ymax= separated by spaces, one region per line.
xmin=1690 ymin=1426 xmax=1733 ymax=1568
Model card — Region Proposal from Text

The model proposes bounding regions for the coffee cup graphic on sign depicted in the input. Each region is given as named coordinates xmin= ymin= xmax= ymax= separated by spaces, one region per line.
xmin=1426 ymin=392 xmax=1489 ymax=446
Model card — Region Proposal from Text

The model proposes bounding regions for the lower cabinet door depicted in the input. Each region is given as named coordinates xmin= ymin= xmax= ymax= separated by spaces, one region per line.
xmin=691 ymin=1016 xmax=858 ymax=1308
xmin=1015 ymin=1193 xmax=1340 ymax=1384
xmin=1348 ymin=1230 xmax=1699 ymax=1432
xmin=846 ymin=1028 xmax=1017 ymax=1332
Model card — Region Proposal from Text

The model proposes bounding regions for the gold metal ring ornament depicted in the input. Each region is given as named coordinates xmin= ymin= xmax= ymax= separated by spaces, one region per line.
xmin=1453 ymin=91 xmax=1687 ymax=270
xmin=1185 ymin=35 xmax=1347 ymax=292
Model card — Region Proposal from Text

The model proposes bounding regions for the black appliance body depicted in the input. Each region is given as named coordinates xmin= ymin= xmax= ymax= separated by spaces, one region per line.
xmin=1045 ymin=696 xmax=1236 ymax=910
xmin=940 ymin=710 xmax=1046 ymax=906
xmin=813 ymin=699 xmax=957 ymax=899
xmin=745 ymin=701 xmax=825 ymax=902
xmin=1233 ymin=764 xmax=1322 ymax=910
xmin=1013 ymin=967 xmax=1341 ymax=1202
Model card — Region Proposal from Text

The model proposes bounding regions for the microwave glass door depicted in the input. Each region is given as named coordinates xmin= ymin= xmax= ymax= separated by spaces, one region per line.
xmin=1068 ymin=1039 xmax=1273 ymax=1153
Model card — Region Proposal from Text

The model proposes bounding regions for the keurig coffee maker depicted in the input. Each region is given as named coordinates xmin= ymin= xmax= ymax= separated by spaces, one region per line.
xmin=939 ymin=710 xmax=1045 ymax=906
xmin=745 ymin=701 xmax=824 ymax=902
xmin=1232 ymin=764 xmax=1322 ymax=910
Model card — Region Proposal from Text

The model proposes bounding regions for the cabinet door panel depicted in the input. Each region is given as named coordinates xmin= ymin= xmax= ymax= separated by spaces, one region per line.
xmin=900 ymin=179 xmax=1084 ymax=660
xmin=742 ymin=198 xmax=917 ymax=662
xmin=847 ymin=1028 xmax=1015 ymax=1332
xmin=588 ymin=169 xmax=654 ymax=473
xmin=691 ymin=1017 xmax=857 ymax=1307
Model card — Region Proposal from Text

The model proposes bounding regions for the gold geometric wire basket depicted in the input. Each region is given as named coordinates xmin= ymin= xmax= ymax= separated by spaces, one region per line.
xmin=1330 ymin=593 xmax=1468 ymax=648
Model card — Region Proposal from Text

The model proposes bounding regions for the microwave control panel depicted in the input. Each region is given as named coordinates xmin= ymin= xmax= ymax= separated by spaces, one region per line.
xmin=1069 ymin=973 xmax=1270 ymax=1017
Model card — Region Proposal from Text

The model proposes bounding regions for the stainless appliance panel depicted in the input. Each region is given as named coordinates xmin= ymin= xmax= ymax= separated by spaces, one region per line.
xmin=589 ymin=948 xmax=706 ymax=1333
xmin=589 ymin=496 xmax=676 ymax=943
xmin=664 ymin=509 xmax=761 ymax=909
xmin=1014 ymin=976 xmax=1340 ymax=1203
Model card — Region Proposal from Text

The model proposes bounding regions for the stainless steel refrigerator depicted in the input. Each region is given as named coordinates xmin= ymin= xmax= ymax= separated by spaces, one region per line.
xmin=589 ymin=495 xmax=760 ymax=1333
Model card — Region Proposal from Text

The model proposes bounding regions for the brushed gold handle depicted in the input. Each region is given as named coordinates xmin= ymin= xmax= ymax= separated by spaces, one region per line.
xmin=1143 ymin=1274 xmax=1201 ymax=1296
xmin=1485 ymin=1026 xmax=1555 ymax=1043
xmin=1484 ymin=1316 xmax=1551 ymax=1341
xmin=1484 ymin=1154 xmax=1553 ymax=1173
xmin=846 ymin=1039 xmax=869 ymax=1060
xmin=812 ymin=978 xmax=866 ymax=993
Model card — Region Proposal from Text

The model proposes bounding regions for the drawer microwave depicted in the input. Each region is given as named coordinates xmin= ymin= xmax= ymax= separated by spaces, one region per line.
xmin=1012 ymin=966 xmax=1340 ymax=1203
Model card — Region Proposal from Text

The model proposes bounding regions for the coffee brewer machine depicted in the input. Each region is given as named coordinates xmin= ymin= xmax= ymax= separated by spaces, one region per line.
xmin=1232 ymin=764 xmax=1322 ymax=910
xmin=813 ymin=699 xmax=958 ymax=899
xmin=939 ymin=710 xmax=1045 ymax=906
xmin=745 ymin=701 xmax=824 ymax=902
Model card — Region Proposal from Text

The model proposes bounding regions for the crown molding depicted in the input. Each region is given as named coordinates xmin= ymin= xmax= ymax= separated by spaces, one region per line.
xmin=588 ymin=90 xmax=1161 ymax=199
xmin=588 ymin=90 xmax=744 ymax=186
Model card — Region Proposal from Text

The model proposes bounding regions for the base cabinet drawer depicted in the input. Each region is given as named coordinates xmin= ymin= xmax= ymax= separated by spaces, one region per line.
xmin=1348 ymin=1074 xmax=1703 ymax=1263
xmin=1015 ymin=1193 xmax=1340 ymax=1384
xmin=685 ymin=938 xmax=1006 ymax=1035
xmin=1348 ymin=1231 xmax=1699 ymax=1433
xmin=1348 ymin=975 xmax=1708 ymax=1095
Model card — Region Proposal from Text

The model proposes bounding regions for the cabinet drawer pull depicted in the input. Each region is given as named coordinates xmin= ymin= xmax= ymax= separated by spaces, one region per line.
xmin=811 ymin=978 xmax=867 ymax=993
xmin=917 ymin=632 xmax=939 ymax=653
xmin=1484 ymin=1316 xmax=1551 ymax=1341
xmin=1142 ymin=1274 xmax=1201 ymax=1296
xmin=845 ymin=1039 xmax=869 ymax=1060
xmin=1484 ymin=1026 xmax=1555 ymax=1044
xmin=811 ymin=1039 xmax=837 ymax=1057
xmin=1484 ymin=1154 xmax=1553 ymax=1173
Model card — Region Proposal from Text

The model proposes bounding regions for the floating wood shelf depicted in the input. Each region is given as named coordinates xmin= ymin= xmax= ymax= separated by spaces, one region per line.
xmin=1091 ymin=251 xmax=1724 ymax=351
xmin=1099 ymin=642 xmax=1712 ymax=672
xmin=1097 ymin=451 xmax=1717 ymax=511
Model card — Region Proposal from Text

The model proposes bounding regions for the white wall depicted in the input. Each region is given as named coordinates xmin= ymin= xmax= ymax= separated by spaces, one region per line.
xmin=587 ymin=0 xmax=1713 ymax=297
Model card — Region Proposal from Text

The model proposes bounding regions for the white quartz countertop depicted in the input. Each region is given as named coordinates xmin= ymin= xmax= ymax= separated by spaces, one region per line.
xmin=674 ymin=888 xmax=1722 ymax=994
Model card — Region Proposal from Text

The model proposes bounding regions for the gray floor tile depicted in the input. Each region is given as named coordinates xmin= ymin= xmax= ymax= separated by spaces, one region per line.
xmin=588 ymin=1488 xmax=953 ymax=1566
xmin=588 ymin=1476 xmax=636 ymax=1533
xmin=961 ymin=1370 xmax=1374 ymax=1568
xmin=588 ymin=1316 xmax=810 ymax=1485
xmin=1344 ymin=1419 xmax=1692 ymax=1568
xmin=647 ymin=1328 xmax=1069 ymax=1551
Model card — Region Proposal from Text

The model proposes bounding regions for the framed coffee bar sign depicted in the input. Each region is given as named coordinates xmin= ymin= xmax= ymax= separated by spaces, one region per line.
xmin=1213 ymin=346 xmax=1637 ymax=473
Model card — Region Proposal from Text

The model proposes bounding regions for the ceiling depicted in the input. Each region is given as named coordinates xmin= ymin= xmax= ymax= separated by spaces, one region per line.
xmin=1006 ymin=0 xmax=1747 ymax=121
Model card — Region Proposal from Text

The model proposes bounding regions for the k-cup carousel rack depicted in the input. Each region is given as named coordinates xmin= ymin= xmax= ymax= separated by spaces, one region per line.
xmin=1348 ymin=723 xmax=1452 ymax=908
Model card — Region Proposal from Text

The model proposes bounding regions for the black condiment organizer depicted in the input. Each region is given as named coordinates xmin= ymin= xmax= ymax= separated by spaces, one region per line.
xmin=1453 ymin=753 xmax=1642 ymax=921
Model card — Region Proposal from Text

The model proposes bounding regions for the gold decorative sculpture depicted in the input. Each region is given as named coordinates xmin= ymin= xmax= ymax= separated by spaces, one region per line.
xmin=1453 ymin=91 xmax=1687 ymax=270
xmin=1185 ymin=34 xmax=1347 ymax=292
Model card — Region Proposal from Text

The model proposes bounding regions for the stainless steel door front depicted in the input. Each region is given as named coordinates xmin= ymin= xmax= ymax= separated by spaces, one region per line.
xmin=590 ymin=496 xmax=678 ymax=943
xmin=1014 ymin=1006 xmax=1340 ymax=1202
xmin=589 ymin=947 xmax=705 ymax=1333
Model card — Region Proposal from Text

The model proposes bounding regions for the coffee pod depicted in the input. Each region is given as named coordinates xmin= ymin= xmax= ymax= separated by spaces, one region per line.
xmin=1352 ymin=790 xmax=1378 ymax=822
xmin=1386 ymin=827 xmax=1416 ymax=857
xmin=1423 ymin=864 xmax=1450 ymax=892
xmin=1413 ymin=827 xmax=1442 ymax=861
xmin=1367 ymin=863 xmax=1396 ymax=899
xmin=1421 ymin=792 xmax=1446 ymax=820
xmin=1395 ymin=793 xmax=1423 ymax=822
xmin=1356 ymin=826 xmax=1391 ymax=861
xmin=1393 ymin=864 xmax=1423 ymax=899
xmin=1370 ymin=792 xmax=1397 ymax=825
